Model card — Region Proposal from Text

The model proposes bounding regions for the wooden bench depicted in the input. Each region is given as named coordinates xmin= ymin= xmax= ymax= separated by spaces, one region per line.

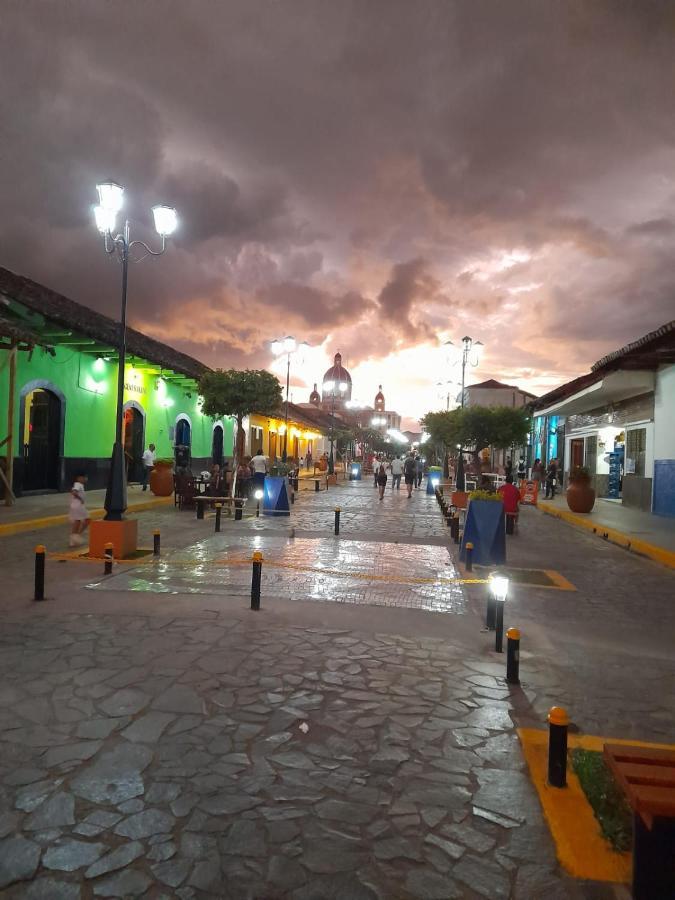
xmin=603 ymin=743 xmax=675 ymax=899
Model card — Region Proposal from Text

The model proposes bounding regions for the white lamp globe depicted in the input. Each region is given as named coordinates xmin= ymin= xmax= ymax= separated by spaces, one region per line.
xmin=96 ymin=181 xmax=124 ymax=213
xmin=152 ymin=205 xmax=178 ymax=237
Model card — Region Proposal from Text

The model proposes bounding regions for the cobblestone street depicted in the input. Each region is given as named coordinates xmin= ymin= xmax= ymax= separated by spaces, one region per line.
xmin=0 ymin=479 xmax=671 ymax=897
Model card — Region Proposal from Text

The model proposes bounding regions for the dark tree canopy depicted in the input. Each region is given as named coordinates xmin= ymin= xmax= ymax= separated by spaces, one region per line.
xmin=421 ymin=406 xmax=530 ymax=459
xmin=199 ymin=369 xmax=282 ymax=421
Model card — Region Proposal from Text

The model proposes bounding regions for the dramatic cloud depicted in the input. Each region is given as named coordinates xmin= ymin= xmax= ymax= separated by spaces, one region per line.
xmin=2 ymin=0 xmax=675 ymax=425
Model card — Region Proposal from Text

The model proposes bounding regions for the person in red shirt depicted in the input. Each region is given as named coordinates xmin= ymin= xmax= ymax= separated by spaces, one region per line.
xmin=498 ymin=474 xmax=520 ymax=519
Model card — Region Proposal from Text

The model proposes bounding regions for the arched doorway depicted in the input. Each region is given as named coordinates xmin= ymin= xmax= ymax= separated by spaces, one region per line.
xmin=123 ymin=404 xmax=145 ymax=483
xmin=175 ymin=415 xmax=192 ymax=469
xmin=212 ymin=424 xmax=224 ymax=466
xmin=21 ymin=384 xmax=64 ymax=492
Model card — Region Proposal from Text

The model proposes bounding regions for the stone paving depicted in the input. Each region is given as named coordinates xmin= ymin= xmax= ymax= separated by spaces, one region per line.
xmin=87 ymin=536 xmax=467 ymax=615
xmin=0 ymin=612 xmax=581 ymax=900
xmin=0 ymin=477 xmax=666 ymax=897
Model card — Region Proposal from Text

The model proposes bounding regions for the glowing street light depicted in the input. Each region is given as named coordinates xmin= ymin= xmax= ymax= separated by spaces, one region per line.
xmin=444 ymin=336 xmax=484 ymax=409
xmin=93 ymin=181 xmax=177 ymax=521
xmin=270 ymin=337 xmax=309 ymax=461
xmin=489 ymin=574 xmax=509 ymax=653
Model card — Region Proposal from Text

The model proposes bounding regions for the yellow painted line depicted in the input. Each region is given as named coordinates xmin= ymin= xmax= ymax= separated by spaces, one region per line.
xmin=0 ymin=497 xmax=172 ymax=538
xmin=539 ymin=501 xmax=675 ymax=572
xmin=519 ymin=729 xmax=675 ymax=882
xmin=543 ymin=569 xmax=577 ymax=592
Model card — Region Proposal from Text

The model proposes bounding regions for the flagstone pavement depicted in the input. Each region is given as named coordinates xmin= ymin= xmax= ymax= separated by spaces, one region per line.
xmin=0 ymin=478 xmax=660 ymax=898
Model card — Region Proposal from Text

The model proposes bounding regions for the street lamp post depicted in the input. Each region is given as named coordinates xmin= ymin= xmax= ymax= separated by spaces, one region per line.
xmin=325 ymin=380 xmax=347 ymax=475
xmin=445 ymin=336 xmax=484 ymax=408
xmin=93 ymin=182 xmax=177 ymax=521
xmin=444 ymin=336 xmax=483 ymax=484
xmin=271 ymin=337 xmax=309 ymax=462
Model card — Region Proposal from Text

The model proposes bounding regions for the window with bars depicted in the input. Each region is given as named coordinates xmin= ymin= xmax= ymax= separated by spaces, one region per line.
xmin=626 ymin=428 xmax=647 ymax=477
xmin=584 ymin=435 xmax=597 ymax=475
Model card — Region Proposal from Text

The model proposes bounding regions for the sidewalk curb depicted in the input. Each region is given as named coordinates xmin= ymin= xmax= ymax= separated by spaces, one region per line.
xmin=538 ymin=501 xmax=675 ymax=571
xmin=0 ymin=496 xmax=172 ymax=538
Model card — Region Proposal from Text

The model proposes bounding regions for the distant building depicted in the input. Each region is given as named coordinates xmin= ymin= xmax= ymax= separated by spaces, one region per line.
xmin=462 ymin=379 xmax=537 ymax=409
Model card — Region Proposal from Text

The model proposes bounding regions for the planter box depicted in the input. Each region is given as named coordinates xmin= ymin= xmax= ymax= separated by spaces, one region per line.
xmin=460 ymin=499 xmax=506 ymax=566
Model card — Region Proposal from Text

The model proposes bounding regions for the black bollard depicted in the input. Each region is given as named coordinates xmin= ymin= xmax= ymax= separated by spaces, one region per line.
xmin=235 ymin=500 xmax=243 ymax=521
xmin=34 ymin=545 xmax=46 ymax=602
xmin=293 ymin=476 xmax=299 ymax=491
xmin=251 ymin=551 xmax=263 ymax=610
xmin=465 ymin=541 xmax=474 ymax=572
xmin=104 ymin=542 xmax=114 ymax=576
xmin=547 ymin=707 xmax=569 ymax=788
xmin=506 ymin=514 xmax=515 ymax=535
xmin=196 ymin=500 xmax=204 ymax=520
xmin=315 ymin=479 xmax=320 ymax=493
xmin=334 ymin=507 xmax=341 ymax=535
xmin=153 ymin=530 xmax=161 ymax=556
xmin=215 ymin=503 xmax=222 ymax=533
xmin=506 ymin=628 xmax=520 ymax=684
xmin=290 ymin=489 xmax=295 ymax=504
xmin=452 ymin=516 xmax=460 ymax=544
xmin=495 ymin=601 xmax=505 ymax=652
xmin=446 ymin=510 xmax=453 ymax=527
xmin=486 ymin=592 xmax=496 ymax=630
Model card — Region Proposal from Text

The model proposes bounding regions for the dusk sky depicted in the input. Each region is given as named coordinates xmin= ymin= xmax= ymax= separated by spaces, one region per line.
xmin=3 ymin=1 xmax=675 ymax=428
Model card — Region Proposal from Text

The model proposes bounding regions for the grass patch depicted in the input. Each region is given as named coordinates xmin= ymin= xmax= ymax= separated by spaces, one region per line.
xmin=570 ymin=748 xmax=632 ymax=853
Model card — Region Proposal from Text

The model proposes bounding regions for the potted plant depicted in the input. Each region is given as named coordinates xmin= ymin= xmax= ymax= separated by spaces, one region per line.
xmin=150 ymin=458 xmax=174 ymax=497
xmin=566 ymin=466 xmax=595 ymax=514
xmin=460 ymin=490 xmax=506 ymax=566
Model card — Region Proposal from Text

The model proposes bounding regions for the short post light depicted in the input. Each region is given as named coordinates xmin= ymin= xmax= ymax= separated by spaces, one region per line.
xmin=490 ymin=574 xmax=509 ymax=652
xmin=254 ymin=488 xmax=264 ymax=517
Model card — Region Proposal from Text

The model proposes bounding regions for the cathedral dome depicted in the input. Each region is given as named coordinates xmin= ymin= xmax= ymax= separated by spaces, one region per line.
xmin=321 ymin=352 xmax=352 ymax=403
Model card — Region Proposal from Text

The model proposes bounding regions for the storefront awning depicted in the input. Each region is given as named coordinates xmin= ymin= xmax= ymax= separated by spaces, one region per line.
xmin=536 ymin=370 xmax=654 ymax=418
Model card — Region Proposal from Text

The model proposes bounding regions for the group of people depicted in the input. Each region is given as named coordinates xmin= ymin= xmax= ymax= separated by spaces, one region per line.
xmin=373 ymin=453 xmax=424 ymax=500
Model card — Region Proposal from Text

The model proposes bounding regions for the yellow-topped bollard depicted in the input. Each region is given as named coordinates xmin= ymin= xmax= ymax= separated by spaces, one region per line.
xmin=104 ymin=542 xmax=114 ymax=576
xmin=334 ymin=506 xmax=341 ymax=535
xmin=547 ymin=706 xmax=569 ymax=787
xmin=465 ymin=541 xmax=474 ymax=572
xmin=34 ymin=545 xmax=46 ymax=602
xmin=251 ymin=551 xmax=263 ymax=609
xmin=506 ymin=627 xmax=521 ymax=684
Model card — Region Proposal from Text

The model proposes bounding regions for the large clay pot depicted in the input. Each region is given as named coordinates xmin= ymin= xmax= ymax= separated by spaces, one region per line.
xmin=150 ymin=461 xmax=174 ymax=497
xmin=566 ymin=478 xmax=596 ymax=513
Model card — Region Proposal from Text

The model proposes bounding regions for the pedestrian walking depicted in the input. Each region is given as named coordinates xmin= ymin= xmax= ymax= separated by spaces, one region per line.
xmin=517 ymin=457 xmax=527 ymax=482
xmin=498 ymin=474 xmax=520 ymax=524
xmin=235 ymin=456 xmax=252 ymax=499
xmin=68 ymin=474 xmax=91 ymax=547
xmin=250 ymin=448 xmax=268 ymax=493
xmin=504 ymin=457 xmax=513 ymax=479
xmin=403 ymin=453 xmax=416 ymax=498
xmin=376 ymin=463 xmax=388 ymax=500
xmin=415 ymin=454 xmax=424 ymax=489
xmin=141 ymin=442 xmax=156 ymax=491
xmin=545 ymin=458 xmax=558 ymax=499
xmin=390 ymin=455 xmax=403 ymax=490
xmin=531 ymin=458 xmax=543 ymax=486
xmin=305 ymin=449 xmax=312 ymax=470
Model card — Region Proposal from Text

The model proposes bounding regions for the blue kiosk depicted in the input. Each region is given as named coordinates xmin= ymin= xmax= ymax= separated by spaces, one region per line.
xmin=262 ymin=476 xmax=290 ymax=517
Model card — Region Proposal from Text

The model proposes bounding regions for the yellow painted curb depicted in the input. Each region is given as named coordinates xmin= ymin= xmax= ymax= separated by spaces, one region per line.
xmin=519 ymin=729 xmax=675 ymax=883
xmin=538 ymin=501 xmax=675 ymax=571
xmin=0 ymin=496 xmax=172 ymax=538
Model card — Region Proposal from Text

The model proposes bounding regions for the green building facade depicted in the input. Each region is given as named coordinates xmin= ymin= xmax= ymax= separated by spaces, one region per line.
xmin=0 ymin=267 xmax=234 ymax=494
